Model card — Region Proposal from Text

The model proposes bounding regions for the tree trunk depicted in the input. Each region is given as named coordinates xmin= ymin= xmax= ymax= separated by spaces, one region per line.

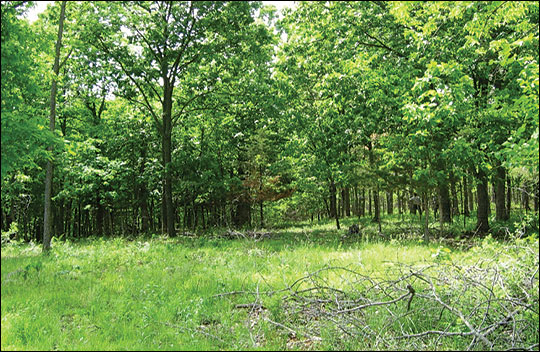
xmin=397 ymin=190 xmax=403 ymax=215
xmin=43 ymin=1 xmax=66 ymax=252
xmin=386 ymin=191 xmax=393 ymax=215
xmin=162 ymin=81 xmax=175 ymax=236
xmin=339 ymin=188 xmax=344 ymax=218
xmin=65 ymin=200 xmax=71 ymax=238
xmin=521 ymin=181 xmax=531 ymax=212
xmin=423 ymin=192 xmax=430 ymax=242
xmin=463 ymin=176 xmax=470 ymax=216
xmin=260 ymin=201 xmax=264 ymax=228
xmin=368 ymin=189 xmax=372 ymax=217
xmin=495 ymin=164 xmax=508 ymax=220
xmin=329 ymin=180 xmax=340 ymax=229
xmin=373 ymin=187 xmax=380 ymax=224
xmin=360 ymin=188 xmax=365 ymax=217
xmin=160 ymin=185 xmax=166 ymax=234
xmin=344 ymin=187 xmax=351 ymax=217
xmin=450 ymin=177 xmax=459 ymax=216
xmin=353 ymin=186 xmax=360 ymax=216
xmin=233 ymin=198 xmax=249 ymax=228
xmin=506 ymin=177 xmax=512 ymax=217
xmin=138 ymin=149 xmax=150 ymax=233
xmin=476 ymin=169 xmax=490 ymax=234
xmin=438 ymin=182 xmax=452 ymax=223
xmin=323 ymin=197 xmax=330 ymax=218
xmin=408 ymin=189 xmax=416 ymax=215
xmin=534 ymin=181 xmax=539 ymax=212
xmin=96 ymin=195 xmax=104 ymax=236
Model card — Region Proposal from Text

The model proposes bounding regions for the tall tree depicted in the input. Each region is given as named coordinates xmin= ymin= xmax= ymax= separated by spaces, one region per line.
xmin=81 ymin=1 xmax=259 ymax=236
xmin=43 ymin=0 xmax=67 ymax=252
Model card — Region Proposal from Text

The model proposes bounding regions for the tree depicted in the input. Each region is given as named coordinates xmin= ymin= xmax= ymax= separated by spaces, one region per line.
xmin=80 ymin=1 xmax=262 ymax=236
xmin=43 ymin=0 xmax=67 ymax=252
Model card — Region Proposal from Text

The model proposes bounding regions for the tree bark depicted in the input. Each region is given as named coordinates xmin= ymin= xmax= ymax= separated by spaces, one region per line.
xmin=423 ymin=192 xmax=430 ymax=242
xmin=386 ymin=191 xmax=393 ymax=215
xmin=438 ymin=181 xmax=452 ymax=223
xmin=96 ymin=195 xmax=104 ymax=236
xmin=506 ymin=176 xmax=512 ymax=217
xmin=463 ymin=175 xmax=470 ymax=216
xmin=450 ymin=176 xmax=459 ymax=216
xmin=260 ymin=201 xmax=264 ymax=228
xmin=344 ymin=187 xmax=351 ymax=217
xmin=397 ymin=190 xmax=403 ymax=215
xmin=360 ymin=188 xmax=365 ymax=217
xmin=534 ymin=181 xmax=539 ymax=212
xmin=521 ymin=181 xmax=531 ymax=212
xmin=43 ymin=1 xmax=66 ymax=252
xmin=329 ymin=180 xmax=340 ymax=229
xmin=368 ymin=190 xmax=372 ymax=217
xmin=476 ymin=169 xmax=490 ymax=234
xmin=372 ymin=187 xmax=380 ymax=224
xmin=495 ymin=164 xmax=508 ymax=220
xmin=162 ymin=79 xmax=175 ymax=236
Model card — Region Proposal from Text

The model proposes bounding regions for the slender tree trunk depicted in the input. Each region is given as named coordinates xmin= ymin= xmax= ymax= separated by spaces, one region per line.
xmin=353 ymin=186 xmax=358 ymax=216
xmin=96 ymin=195 xmax=104 ymax=236
xmin=192 ymin=199 xmax=197 ymax=229
xmin=43 ymin=1 xmax=66 ymax=252
xmin=495 ymin=164 xmax=508 ymax=220
xmin=329 ymin=180 xmax=340 ymax=229
xmin=468 ymin=181 xmax=474 ymax=215
xmin=137 ymin=149 xmax=150 ymax=233
xmin=323 ymin=198 xmax=330 ymax=218
xmin=463 ymin=176 xmax=470 ymax=216
xmin=521 ymin=181 xmax=531 ymax=212
xmin=409 ymin=189 xmax=416 ymax=215
xmin=65 ymin=200 xmax=71 ymax=238
xmin=358 ymin=188 xmax=366 ymax=217
xmin=162 ymin=81 xmax=175 ymax=236
xmin=386 ymin=191 xmax=393 ymax=215
xmin=339 ymin=188 xmax=344 ymax=218
xmin=373 ymin=187 xmax=380 ymax=224
xmin=201 ymin=204 xmax=205 ymax=230
xmin=77 ymin=202 xmax=81 ymax=238
xmin=438 ymin=190 xmax=444 ymax=236
xmin=358 ymin=188 xmax=363 ymax=217
xmin=534 ymin=181 xmax=539 ymax=212
xmin=506 ymin=177 xmax=512 ymax=217
xmin=160 ymin=184 xmax=166 ymax=234
xmin=423 ymin=192 xmax=430 ymax=242
xmin=368 ymin=190 xmax=372 ymax=217
xmin=344 ymin=187 xmax=351 ymax=217
xmin=397 ymin=190 xmax=403 ymax=215
xmin=476 ymin=169 xmax=490 ymax=234
xmin=450 ymin=177 xmax=459 ymax=216
xmin=260 ymin=201 xmax=264 ymax=228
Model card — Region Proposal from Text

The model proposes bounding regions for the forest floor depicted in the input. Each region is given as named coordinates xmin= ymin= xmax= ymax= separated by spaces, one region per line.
xmin=1 ymin=214 xmax=539 ymax=350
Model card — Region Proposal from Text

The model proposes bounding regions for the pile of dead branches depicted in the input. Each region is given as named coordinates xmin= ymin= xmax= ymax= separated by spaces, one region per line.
xmin=221 ymin=230 xmax=272 ymax=241
xmin=216 ymin=246 xmax=539 ymax=350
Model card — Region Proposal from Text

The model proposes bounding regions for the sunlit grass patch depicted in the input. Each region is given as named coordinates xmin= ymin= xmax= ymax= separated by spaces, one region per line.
xmin=2 ymin=220 xmax=538 ymax=350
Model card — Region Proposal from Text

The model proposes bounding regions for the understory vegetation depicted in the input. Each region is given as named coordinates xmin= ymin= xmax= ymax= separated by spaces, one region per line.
xmin=2 ymin=216 xmax=538 ymax=350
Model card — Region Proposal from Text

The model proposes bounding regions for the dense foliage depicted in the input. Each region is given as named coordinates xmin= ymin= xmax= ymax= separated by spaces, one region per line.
xmin=1 ymin=1 xmax=538 ymax=244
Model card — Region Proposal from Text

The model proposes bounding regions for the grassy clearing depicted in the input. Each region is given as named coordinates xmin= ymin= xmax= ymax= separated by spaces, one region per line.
xmin=1 ymin=216 xmax=538 ymax=350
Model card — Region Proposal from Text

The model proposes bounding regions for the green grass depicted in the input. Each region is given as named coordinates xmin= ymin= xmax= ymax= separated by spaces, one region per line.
xmin=2 ymin=215 xmax=538 ymax=350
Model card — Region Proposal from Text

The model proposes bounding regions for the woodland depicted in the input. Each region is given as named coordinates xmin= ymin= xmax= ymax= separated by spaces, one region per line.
xmin=1 ymin=1 xmax=539 ymax=351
